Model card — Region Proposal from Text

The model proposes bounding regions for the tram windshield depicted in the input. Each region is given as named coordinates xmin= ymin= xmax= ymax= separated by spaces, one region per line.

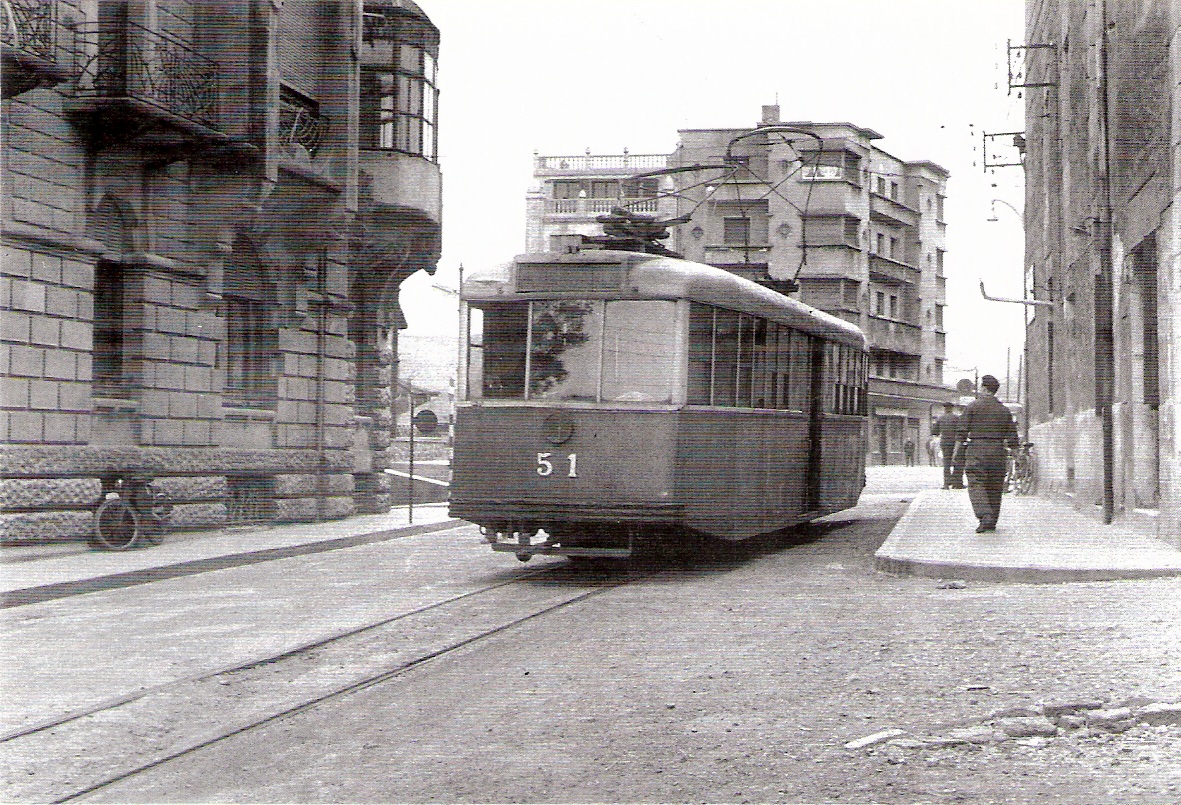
xmin=466 ymin=300 xmax=678 ymax=403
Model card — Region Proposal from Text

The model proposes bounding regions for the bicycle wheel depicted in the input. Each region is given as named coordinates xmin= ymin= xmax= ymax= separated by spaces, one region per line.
xmin=1015 ymin=455 xmax=1036 ymax=495
xmin=92 ymin=497 xmax=140 ymax=550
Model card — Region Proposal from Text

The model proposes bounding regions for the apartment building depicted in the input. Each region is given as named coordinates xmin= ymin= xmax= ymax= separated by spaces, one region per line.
xmin=525 ymin=150 xmax=678 ymax=253
xmin=527 ymin=107 xmax=955 ymax=464
xmin=1020 ymin=0 xmax=1178 ymax=541
xmin=1 ymin=0 xmax=442 ymax=542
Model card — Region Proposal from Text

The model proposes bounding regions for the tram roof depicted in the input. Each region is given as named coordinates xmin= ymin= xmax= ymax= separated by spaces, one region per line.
xmin=463 ymin=250 xmax=867 ymax=349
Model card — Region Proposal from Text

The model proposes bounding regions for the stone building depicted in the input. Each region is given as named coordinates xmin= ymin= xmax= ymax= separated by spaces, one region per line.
xmin=1020 ymin=0 xmax=1178 ymax=541
xmin=1 ymin=0 xmax=442 ymax=542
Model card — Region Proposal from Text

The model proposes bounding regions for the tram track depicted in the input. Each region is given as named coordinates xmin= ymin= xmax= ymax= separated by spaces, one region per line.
xmin=0 ymin=561 xmax=649 ymax=804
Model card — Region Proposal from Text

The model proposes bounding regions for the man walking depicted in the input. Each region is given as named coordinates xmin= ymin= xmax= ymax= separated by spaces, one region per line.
xmin=959 ymin=375 xmax=1019 ymax=533
xmin=932 ymin=403 xmax=964 ymax=489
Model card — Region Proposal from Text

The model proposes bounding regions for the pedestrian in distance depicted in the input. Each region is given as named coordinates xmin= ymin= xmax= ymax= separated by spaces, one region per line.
xmin=926 ymin=435 xmax=939 ymax=466
xmin=959 ymin=374 xmax=1019 ymax=533
xmin=932 ymin=403 xmax=965 ymax=489
xmin=903 ymin=438 xmax=915 ymax=467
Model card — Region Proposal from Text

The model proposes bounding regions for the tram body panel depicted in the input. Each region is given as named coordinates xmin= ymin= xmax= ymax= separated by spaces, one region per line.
xmin=816 ymin=414 xmax=868 ymax=512
xmin=673 ymin=409 xmax=812 ymax=539
xmin=450 ymin=405 xmax=679 ymax=525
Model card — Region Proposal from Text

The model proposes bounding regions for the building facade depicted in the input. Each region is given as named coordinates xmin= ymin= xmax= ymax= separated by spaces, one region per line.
xmin=525 ymin=150 xmax=678 ymax=254
xmin=1 ymin=0 xmax=442 ymax=542
xmin=527 ymin=107 xmax=956 ymax=464
xmin=1021 ymin=0 xmax=1178 ymax=542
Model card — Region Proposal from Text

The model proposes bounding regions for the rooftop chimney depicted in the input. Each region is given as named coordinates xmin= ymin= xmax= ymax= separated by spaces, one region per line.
xmin=761 ymin=104 xmax=780 ymax=124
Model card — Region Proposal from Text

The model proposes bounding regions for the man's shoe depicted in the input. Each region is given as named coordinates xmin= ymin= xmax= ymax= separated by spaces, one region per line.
xmin=975 ymin=524 xmax=995 ymax=533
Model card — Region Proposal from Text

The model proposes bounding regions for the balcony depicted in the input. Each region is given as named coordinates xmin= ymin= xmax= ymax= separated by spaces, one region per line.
xmin=869 ymin=253 xmax=920 ymax=285
xmin=279 ymin=89 xmax=327 ymax=160
xmin=869 ymin=192 xmax=919 ymax=227
xmin=1 ymin=0 xmax=68 ymax=98
xmin=535 ymin=153 xmax=668 ymax=173
xmin=867 ymin=315 xmax=922 ymax=356
xmin=544 ymin=197 xmax=661 ymax=216
xmin=70 ymin=21 xmax=225 ymax=148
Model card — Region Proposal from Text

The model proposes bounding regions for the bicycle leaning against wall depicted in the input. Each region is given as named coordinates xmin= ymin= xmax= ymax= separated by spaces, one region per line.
xmin=1005 ymin=442 xmax=1037 ymax=496
xmin=91 ymin=476 xmax=173 ymax=550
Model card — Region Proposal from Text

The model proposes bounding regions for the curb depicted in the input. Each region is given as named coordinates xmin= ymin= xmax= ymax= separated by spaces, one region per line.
xmin=873 ymin=553 xmax=1181 ymax=584
xmin=2 ymin=518 xmax=462 ymax=609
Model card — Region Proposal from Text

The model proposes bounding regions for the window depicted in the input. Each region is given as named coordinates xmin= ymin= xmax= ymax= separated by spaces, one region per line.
xmin=800 ymin=150 xmax=859 ymax=182
xmin=875 ymin=291 xmax=886 ymax=316
xmin=875 ymin=233 xmax=885 ymax=255
xmin=686 ymin=303 xmax=822 ymax=412
xmin=875 ymin=176 xmax=886 ymax=195
xmin=828 ymin=345 xmax=866 ymax=415
xmin=362 ymin=38 xmax=438 ymax=159
xmin=225 ymin=296 xmax=278 ymax=408
xmin=889 ymin=237 xmax=899 ymax=259
xmin=553 ymin=181 xmax=582 ymax=200
xmin=723 ymin=217 xmax=751 ymax=247
xmin=467 ymin=300 xmax=678 ymax=403
xmin=889 ymin=295 xmax=898 ymax=318
xmin=889 ymin=181 xmax=899 ymax=200
xmin=94 ymin=262 xmax=127 ymax=396
xmin=589 ymin=180 xmax=616 ymax=199
xmin=935 ymin=304 xmax=945 ymax=330
xmin=621 ymin=178 xmax=659 ymax=199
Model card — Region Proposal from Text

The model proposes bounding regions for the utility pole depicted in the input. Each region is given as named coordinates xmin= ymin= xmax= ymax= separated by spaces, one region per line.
xmin=1095 ymin=0 xmax=1117 ymax=524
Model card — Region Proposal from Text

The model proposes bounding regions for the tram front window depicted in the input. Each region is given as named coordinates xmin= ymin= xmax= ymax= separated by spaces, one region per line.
xmin=467 ymin=300 xmax=677 ymax=403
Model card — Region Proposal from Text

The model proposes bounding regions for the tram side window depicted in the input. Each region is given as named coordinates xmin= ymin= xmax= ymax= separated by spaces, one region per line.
xmin=687 ymin=304 xmax=714 ymax=405
xmin=712 ymin=309 xmax=739 ymax=406
xmin=529 ymin=300 xmax=603 ymax=400
xmin=601 ymin=300 xmax=677 ymax=403
xmin=470 ymin=303 xmax=528 ymax=398
xmin=828 ymin=344 xmax=867 ymax=415
xmin=750 ymin=317 xmax=770 ymax=408
xmin=788 ymin=331 xmax=813 ymax=413
xmin=736 ymin=314 xmax=757 ymax=407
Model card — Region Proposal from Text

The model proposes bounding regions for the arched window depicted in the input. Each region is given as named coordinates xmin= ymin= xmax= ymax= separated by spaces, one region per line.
xmin=90 ymin=195 xmax=136 ymax=397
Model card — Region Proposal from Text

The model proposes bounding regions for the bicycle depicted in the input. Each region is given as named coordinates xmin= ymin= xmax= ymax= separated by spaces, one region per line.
xmin=91 ymin=476 xmax=173 ymax=550
xmin=1005 ymin=442 xmax=1037 ymax=496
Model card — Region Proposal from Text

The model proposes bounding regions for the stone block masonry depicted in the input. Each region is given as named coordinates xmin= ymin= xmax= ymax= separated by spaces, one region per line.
xmin=2 ymin=244 xmax=94 ymax=446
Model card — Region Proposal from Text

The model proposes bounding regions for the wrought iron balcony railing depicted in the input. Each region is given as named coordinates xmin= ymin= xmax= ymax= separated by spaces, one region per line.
xmin=73 ymin=21 xmax=218 ymax=129
xmin=279 ymin=92 xmax=326 ymax=159
xmin=2 ymin=0 xmax=56 ymax=61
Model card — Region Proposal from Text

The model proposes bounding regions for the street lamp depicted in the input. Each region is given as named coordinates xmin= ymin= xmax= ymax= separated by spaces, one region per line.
xmin=983 ymin=197 xmax=1038 ymax=439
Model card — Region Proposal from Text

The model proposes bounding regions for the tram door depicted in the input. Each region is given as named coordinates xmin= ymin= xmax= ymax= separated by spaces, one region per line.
xmin=804 ymin=337 xmax=825 ymax=511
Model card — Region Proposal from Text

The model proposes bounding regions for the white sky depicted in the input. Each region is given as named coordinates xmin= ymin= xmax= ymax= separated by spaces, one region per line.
xmin=400 ymin=0 xmax=1029 ymax=391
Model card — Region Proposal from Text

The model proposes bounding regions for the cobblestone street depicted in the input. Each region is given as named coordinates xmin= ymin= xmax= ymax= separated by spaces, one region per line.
xmin=4 ymin=470 xmax=1175 ymax=803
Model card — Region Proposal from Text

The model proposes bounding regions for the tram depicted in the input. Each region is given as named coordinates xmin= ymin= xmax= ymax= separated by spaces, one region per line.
xmin=449 ymin=244 xmax=869 ymax=561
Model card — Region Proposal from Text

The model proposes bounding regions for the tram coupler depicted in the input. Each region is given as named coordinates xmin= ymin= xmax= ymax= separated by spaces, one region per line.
xmin=483 ymin=527 xmax=559 ymax=561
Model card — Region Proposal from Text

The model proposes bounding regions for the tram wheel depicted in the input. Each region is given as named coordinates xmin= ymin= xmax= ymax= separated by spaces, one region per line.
xmin=92 ymin=497 xmax=140 ymax=550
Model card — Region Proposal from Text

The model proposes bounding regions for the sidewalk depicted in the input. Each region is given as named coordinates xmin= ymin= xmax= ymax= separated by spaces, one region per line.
xmin=876 ymin=487 xmax=1181 ymax=582
xmin=1 ymin=503 xmax=457 ymax=607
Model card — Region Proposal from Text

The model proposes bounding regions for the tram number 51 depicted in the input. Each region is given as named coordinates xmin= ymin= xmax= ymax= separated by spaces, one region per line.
xmin=536 ymin=452 xmax=578 ymax=478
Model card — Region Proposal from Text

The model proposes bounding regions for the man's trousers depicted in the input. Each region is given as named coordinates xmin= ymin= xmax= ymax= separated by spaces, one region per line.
xmin=964 ymin=440 xmax=1008 ymax=529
